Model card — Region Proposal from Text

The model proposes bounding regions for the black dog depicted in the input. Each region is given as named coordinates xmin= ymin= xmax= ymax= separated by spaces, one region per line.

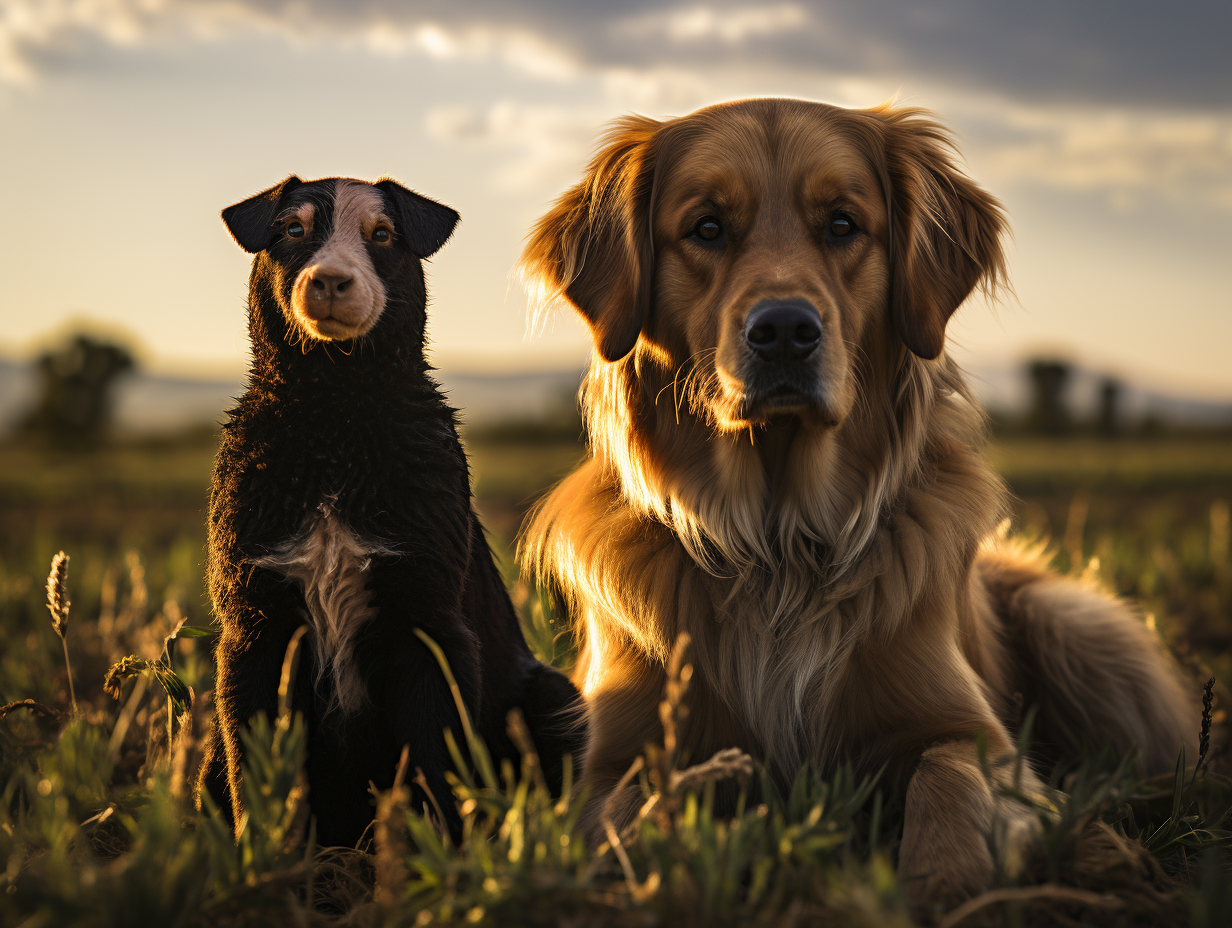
xmin=198 ymin=175 xmax=585 ymax=847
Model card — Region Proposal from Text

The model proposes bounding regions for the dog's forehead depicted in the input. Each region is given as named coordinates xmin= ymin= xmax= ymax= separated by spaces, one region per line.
xmin=661 ymin=102 xmax=882 ymax=207
xmin=281 ymin=178 xmax=386 ymax=216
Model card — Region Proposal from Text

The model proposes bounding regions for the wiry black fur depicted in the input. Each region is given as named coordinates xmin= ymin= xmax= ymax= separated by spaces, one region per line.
xmin=197 ymin=175 xmax=585 ymax=847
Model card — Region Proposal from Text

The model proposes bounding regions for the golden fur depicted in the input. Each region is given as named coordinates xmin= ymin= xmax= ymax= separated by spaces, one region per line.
xmin=518 ymin=98 xmax=1196 ymax=907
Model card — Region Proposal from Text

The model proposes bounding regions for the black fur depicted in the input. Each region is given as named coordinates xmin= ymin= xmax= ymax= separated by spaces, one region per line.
xmin=198 ymin=175 xmax=585 ymax=847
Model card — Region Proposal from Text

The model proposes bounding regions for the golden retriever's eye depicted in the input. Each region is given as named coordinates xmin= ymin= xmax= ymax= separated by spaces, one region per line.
xmin=372 ymin=226 xmax=392 ymax=244
xmin=692 ymin=215 xmax=724 ymax=244
xmin=286 ymin=221 xmax=305 ymax=239
xmin=829 ymin=215 xmax=854 ymax=237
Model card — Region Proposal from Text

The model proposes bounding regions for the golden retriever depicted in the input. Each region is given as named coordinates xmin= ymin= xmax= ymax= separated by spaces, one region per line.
xmin=517 ymin=98 xmax=1195 ymax=906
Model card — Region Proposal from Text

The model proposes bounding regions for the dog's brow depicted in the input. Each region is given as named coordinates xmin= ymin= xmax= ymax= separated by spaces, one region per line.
xmin=275 ymin=202 xmax=316 ymax=224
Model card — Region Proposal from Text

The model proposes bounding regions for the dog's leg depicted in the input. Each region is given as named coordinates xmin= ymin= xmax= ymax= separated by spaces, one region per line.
xmin=209 ymin=570 xmax=311 ymax=833
xmin=575 ymin=652 xmax=667 ymax=843
xmin=357 ymin=556 xmax=483 ymax=845
xmin=194 ymin=728 xmax=231 ymax=821
xmin=899 ymin=738 xmax=1043 ymax=910
xmin=979 ymin=550 xmax=1197 ymax=774
xmin=512 ymin=663 xmax=588 ymax=796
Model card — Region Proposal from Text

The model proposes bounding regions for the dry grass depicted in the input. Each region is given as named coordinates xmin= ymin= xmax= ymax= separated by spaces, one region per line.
xmin=0 ymin=430 xmax=1230 ymax=925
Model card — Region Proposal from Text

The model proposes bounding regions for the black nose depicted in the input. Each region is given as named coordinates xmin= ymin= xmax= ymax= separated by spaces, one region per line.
xmin=744 ymin=301 xmax=822 ymax=361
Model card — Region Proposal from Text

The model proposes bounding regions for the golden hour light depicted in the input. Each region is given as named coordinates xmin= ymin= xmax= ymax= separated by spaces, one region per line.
xmin=0 ymin=3 xmax=1229 ymax=925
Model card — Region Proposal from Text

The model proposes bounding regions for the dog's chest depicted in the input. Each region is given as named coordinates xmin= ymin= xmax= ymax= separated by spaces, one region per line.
xmin=709 ymin=593 xmax=852 ymax=774
xmin=251 ymin=504 xmax=393 ymax=713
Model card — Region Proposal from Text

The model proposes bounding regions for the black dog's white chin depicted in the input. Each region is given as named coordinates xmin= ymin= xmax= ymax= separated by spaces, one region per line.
xmin=294 ymin=306 xmax=383 ymax=343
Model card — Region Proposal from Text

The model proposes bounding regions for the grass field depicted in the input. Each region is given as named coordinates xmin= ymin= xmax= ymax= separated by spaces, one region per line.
xmin=1 ymin=427 xmax=1229 ymax=926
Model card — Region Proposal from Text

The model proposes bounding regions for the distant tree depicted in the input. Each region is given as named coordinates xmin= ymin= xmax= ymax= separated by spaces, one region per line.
xmin=1026 ymin=359 xmax=1072 ymax=434
xmin=1099 ymin=377 xmax=1123 ymax=436
xmin=20 ymin=334 xmax=135 ymax=446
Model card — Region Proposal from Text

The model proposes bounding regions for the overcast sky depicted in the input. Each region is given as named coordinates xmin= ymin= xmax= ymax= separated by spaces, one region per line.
xmin=1 ymin=0 xmax=1229 ymax=395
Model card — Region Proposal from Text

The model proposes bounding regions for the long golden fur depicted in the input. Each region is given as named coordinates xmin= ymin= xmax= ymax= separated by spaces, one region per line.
xmin=518 ymin=98 xmax=1196 ymax=907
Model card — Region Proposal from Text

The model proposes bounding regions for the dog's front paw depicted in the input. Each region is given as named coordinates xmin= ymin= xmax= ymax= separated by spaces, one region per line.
xmin=899 ymin=821 xmax=996 ymax=910
xmin=899 ymin=745 xmax=1050 ymax=911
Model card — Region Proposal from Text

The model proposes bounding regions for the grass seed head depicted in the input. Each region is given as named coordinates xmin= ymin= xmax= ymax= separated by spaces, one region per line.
xmin=45 ymin=550 xmax=70 ymax=639
xmin=1199 ymin=677 xmax=1215 ymax=767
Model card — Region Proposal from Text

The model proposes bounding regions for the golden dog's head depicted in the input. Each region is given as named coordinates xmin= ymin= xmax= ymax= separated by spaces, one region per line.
xmin=522 ymin=98 xmax=1006 ymax=434
xmin=522 ymin=99 xmax=1009 ymax=578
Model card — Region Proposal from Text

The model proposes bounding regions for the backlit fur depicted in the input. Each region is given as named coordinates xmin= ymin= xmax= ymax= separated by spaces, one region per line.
xmin=201 ymin=175 xmax=586 ymax=849
xmin=519 ymin=99 xmax=1196 ymax=907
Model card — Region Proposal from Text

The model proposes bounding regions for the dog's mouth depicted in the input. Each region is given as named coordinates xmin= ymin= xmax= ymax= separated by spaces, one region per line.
xmin=297 ymin=310 xmax=378 ymax=342
xmin=290 ymin=261 xmax=387 ymax=343
xmin=742 ymin=392 xmax=835 ymax=427
xmin=712 ymin=376 xmax=838 ymax=431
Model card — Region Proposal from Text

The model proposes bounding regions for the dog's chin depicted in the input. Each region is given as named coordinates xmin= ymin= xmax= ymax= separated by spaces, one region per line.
xmin=292 ymin=306 xmax=381 ymax=343
xmin=714 ymin=387 xmax=841 ymax=432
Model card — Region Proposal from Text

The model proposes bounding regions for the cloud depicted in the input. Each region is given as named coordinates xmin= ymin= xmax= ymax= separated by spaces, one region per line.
xmin=617 ymin=5 xmax=809 ymax=45
xmin=966 ymin=104 xmax=1232 ymax=212
xmin=425 ymin=101 xmax=600 ymax=192
xmin=4 ymin=0 xmax=1229 ymax=211
xmin=4 ymin=1 xmax=1229 ymax=109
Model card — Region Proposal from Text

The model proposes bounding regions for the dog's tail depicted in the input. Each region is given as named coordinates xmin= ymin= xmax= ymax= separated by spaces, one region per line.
xmin=976 ymin=542 xmax=1197 ymax=777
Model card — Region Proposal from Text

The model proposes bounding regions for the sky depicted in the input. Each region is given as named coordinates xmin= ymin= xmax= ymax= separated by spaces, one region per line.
xmin=1 ymin=0 xmax=1229 ymax=396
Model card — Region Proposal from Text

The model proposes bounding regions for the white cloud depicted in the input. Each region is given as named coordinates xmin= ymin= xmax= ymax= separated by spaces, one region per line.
xmin=0 ymin=0 xmax=155 ymax=82
xmin=4 ymin=0 xmax=1230 ymax=213
xmin=361 ymin=21 xmax=576 ymax=79
xmin=971 ymin=105 xmax=1232 ymax=211
xmin=617 ymin=4 xmax=808 ymax=44
xmin=0 ymin=0 xmax=581 ymax=83
xmin=425 ymin=101 xmax=599 ymax=192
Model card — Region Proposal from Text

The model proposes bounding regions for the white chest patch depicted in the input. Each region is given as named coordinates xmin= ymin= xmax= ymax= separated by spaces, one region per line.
xmin=252 ymin=504 xmax=393 ymax=715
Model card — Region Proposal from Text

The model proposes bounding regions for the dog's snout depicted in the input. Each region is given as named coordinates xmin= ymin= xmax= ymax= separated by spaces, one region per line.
xmin=309 ymin=272 xmax=353 ymax=298
xmin=744 ymin=301 xmax=822 ymax=361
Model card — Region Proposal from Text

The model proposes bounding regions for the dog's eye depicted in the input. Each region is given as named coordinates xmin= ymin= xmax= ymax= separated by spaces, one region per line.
xmin=286 ymin=221 xmax=305 ymax=239
xmin=829 ymin=214 xmax=855 ymax=237
xmin=372 ymin=226 xmax=392 ymax=244
xmin=693 ymin=216 xmax=723 ymax=243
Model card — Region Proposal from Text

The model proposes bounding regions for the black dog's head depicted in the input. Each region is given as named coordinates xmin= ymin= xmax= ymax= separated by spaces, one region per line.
xmin=223 ymin=176 xmax=458 ymax=345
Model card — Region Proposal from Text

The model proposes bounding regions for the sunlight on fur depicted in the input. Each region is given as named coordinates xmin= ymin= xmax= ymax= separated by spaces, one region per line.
xmin=516 ymin=97 xmax=1197 ymax=907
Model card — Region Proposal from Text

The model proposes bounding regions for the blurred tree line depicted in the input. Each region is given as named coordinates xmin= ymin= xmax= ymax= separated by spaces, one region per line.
xmin=19 ymin=334 xmax=135 ymax=448
xmin=7 ymin=331 xmax=1227 ymax=447
xmin=1025 ymin=359 xmax=1127 ymax=435
xmin=1018 ymin=358 xmax=1227 ymax=437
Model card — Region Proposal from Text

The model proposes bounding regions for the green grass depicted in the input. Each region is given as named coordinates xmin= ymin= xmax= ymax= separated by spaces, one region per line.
xmin=1 ymin=429 xmax=1231 ymax=926
xmin=988 ymin=435 xmax=1232 ymax=490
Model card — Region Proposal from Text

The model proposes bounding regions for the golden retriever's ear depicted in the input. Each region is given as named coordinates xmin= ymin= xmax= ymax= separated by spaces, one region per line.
xmin=880 ymin=109 xmax=1008 ymax=360
xmin=520 ymin=116 xmax=662 ymax=363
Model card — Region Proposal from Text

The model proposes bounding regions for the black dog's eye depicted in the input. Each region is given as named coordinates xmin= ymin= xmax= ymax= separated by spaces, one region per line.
xmin=372 ymin=226 xmax=392 ymax=244
xmin=286 ymin=221 xmax=305 ymax=239
xmin=829 ymin=214 xmax=855 ymax=238
xmin=693 ymin=216 xmax=723 ymax=243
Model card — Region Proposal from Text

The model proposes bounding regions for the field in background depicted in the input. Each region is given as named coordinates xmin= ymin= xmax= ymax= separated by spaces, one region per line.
xmin=3 ymin=428 xmax=1229 ymax=620
xmin=3 ymin=425 xmax=1229 ymax=702
xmin=1 ymin=427 xmax=1230 ymax=925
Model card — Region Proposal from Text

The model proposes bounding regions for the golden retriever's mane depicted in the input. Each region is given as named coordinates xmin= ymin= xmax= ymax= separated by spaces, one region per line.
xmin=523 ymin=340 xmax=1006 ymax=772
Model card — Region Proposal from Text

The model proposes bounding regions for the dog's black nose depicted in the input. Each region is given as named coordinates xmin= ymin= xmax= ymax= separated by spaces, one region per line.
xmin=310 ymin=273 xmax=353 ymax=298
xmin=744 ymin=301 xmax=822 ymax=360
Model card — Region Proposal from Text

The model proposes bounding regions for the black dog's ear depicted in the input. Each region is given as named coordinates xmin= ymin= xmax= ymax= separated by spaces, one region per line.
xmin=375 ymin=180 xmax=459 ymax=258
xmin=221 ymin=176 xmax=302 ymax=253
xmin=518 ymin=115 xmax=664 ymax=363
xmin=877 ymin=108 xmax=1008 ymax=360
